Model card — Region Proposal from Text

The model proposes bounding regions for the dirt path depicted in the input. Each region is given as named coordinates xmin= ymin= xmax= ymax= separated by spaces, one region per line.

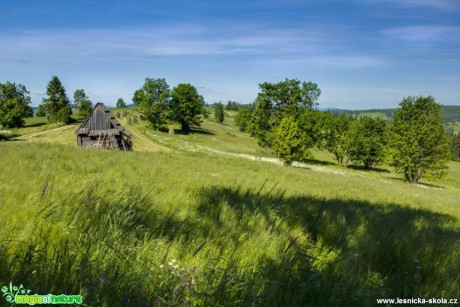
xmin=128 ymin=126 xmax=171 ymax=152
xmin=184 ymin=144 xmax=347 ymax=175
xmin=13 ymin=124 xmax=78 ymax=140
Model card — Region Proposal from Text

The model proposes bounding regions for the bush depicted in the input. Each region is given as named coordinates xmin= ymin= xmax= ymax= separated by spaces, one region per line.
xmin=214 ymin=102 xmax=224 ymax=123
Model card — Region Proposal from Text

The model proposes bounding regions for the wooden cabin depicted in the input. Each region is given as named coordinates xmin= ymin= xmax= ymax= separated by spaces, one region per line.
xmin=75 ymin=103 xmax=132 ymax=150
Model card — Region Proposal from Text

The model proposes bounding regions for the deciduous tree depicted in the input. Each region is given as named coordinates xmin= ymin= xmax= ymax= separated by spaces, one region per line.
xmin=73 ymin=89 xmax=92 ymax=117
xmin=297 ymin=109 xmax=329 ymax=149
xmin=0 ymin=81 xmax=32 ymax=128
xmin=116 ymin=98 xmax=127 ymax=108
xmin=347 ymin=116 xmax=387 ymax=169
xmin=324 ymin=114 xmax=352 ymax=164
xmin=35 ymin=104 xmax=46 ymax=117
xmin=273 ymin=116 xmax=312 ymax=165
xmin=133 ymin=78 xmax=171 ymax=130
xmin=389 ymin=96 xmax=450 ymax=183
xmin=235 ymin=107 xmax=254 ymax=132
xmin=251 ymin=79 xmax=320 ymax=147
xmin=170 ymin=83 xmax=204 ymax=134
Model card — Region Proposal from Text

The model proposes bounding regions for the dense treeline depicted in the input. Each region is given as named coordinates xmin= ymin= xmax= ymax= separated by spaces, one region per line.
xmin=335 ymin=105 xmax=460 ymax=125
xmin=225 ymin=100 xmax=241 ymax=111
xmin=236 ymin=79 xmax=452 ymax=183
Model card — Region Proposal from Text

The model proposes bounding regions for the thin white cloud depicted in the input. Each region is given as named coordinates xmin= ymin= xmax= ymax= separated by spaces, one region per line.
xmin=247 ymin=54 xmax=389 ymax=70
xmin=382 ymin=25 xmax=460 ymax=43
xmin=361 ymin=0 xmax=460 ymax=10
xmin=0 ymin=25 xmax=342 ymax=61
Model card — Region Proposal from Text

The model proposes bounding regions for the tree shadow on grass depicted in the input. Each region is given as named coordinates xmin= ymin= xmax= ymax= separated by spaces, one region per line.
xmin=5 ymin=183 xmax=458 ymax=306
xmin=25 ymin=122 xmax=47 ymax=128
xmin=389 ymin=177 xmax=445 ymax=189
xmin=301 ymin=158 xmax=337 ymax=166
xmin=193 ymin=184 xmax=460 ymax=305
xmin=347 ymin=164 xmax=390 ymax=173
xmin=190 ymin=128 xmax=215 ymax=135
xmin=172 ymin=128 xmax=215 ymax=135
xmin=0 ymin=133 xmax=21 ymax=141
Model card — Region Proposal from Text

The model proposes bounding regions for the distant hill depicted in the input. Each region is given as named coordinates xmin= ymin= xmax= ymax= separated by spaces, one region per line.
xmin=327 ymin=105 xmax=460 ymax=124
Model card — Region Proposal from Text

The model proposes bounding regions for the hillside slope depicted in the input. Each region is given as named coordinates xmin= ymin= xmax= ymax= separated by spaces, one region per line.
xmin=1 ymin=111 xmax=459 ymax=306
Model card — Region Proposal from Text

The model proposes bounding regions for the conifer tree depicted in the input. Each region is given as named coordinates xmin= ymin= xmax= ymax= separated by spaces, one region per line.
xmin=214 ymin=102 xmax=224 ymax=123
xmin=42 ymin=76 xmax=72 ymax=124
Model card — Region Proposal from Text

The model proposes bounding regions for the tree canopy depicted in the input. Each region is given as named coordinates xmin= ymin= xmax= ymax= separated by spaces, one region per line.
xmin=133 ymin=78 xmax=205 ymax=134
xmin=347 ymin=116 xmax=387 ymax=169
xmin=133 ymin=78 xmax=171 ymax=130
xmin=273 ymin=116 xmax=312 ymax=165
xmin=116 ymin=98 xmax=127 ymax=108
xmin=73 ymin=89 xmax=92 ymax=118
xmin=389 ymin=96 xmax=450 ymax=183
xmin=170 ymin=83 xmax=204 ymax=134
xmin=0 ymin=81 xmax=32 ymax=128
xmin=324 ymin=114 xmax=352 ymax=164
xmin=250 ymin=79 xmax=321 ymax=148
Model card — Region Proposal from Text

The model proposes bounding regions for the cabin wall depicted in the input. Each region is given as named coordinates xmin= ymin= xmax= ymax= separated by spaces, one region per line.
xmin=78 ymin=135 xmax=92 ymax=147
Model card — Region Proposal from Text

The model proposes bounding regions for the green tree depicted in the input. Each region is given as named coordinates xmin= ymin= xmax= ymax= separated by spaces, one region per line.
xmin=42 ymin=76 xmax=72 ymax=124
xmin=347 ymin=116 xmax=387 ymax=169
xmin=324 ymin=113 xmax=353 ymax=164
xmin=251 ymin=79 xmax=320 ymax=147
xmin=170 ymin=83 xmax=204 ymax=134
xmin=116 ymin=98 xmax=127 ymax=108
xmin=225 ymin=100 xmax=240 ymax=111
xmin=73 ymin=89 xmax=92 ymax=118
xmin=201 ymin=107 xmax=210 ymax=119
xmin=389 ymin=96 xmax=450 ymax=183
xmin=273 ymin=116 xmax=312 ymax=165
xmin=133 ymin=78 xmax=171 ymax=130
xmin=0 ymin=81 xmax=32 ymax=128
xmin=214 ymin=102 xmax=224 ymax=123
xmin=35 ymin=104 xmax=47 ymax=117
xmin=235 ymin=107 xmax=254 ymax=132
xmin=297 ymin=109 xmax=329 ymax=148
xmin=451 ymin=132 xmax=460 ymax=160
xmin=250 ymin=98 xmax=274 ymax=147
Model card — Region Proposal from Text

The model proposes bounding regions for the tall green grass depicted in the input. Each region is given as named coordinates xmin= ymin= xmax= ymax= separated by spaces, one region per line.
xmin=1 ymin=142 xmax=459 ymax=306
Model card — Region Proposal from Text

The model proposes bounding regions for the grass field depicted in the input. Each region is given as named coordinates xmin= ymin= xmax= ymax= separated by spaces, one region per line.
xmin=0 ymin=111 xmax=459 ymax=306
xmin=447 ymin=121 xmax=460 ymax=134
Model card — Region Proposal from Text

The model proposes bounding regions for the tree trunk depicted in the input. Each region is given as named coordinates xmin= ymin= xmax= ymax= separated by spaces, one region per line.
xmin=181 ymin=122 xmax=190 ymax=134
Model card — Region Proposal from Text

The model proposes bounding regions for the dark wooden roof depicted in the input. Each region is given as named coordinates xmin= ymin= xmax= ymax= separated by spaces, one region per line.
xmin=75 ymin=103 xmax=132 ymax=137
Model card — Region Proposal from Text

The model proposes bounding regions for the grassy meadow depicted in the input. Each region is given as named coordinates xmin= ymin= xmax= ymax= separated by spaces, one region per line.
xmin=0 ymin=110 xmax=459 ymax=306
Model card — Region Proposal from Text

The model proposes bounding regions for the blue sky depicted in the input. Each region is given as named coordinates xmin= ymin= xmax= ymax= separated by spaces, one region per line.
xmin=1 ymin=0 xmax=459 ymax=109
